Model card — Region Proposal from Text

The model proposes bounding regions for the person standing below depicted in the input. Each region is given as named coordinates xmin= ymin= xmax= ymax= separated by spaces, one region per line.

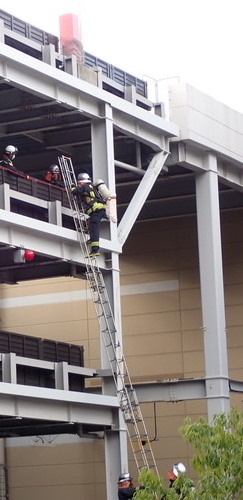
xmin=167 ymin=462 xmax=186 ymax=494
xmin=117 ymin=473 xmax=137 ymax=500
xmin=44 ymin=164 xmax=64 ymax=187
xmin=71 ymin=172 xmax=107 ymax=257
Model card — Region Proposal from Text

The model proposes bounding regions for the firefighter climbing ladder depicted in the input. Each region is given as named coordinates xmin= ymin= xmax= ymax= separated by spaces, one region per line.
xmin=58 ymin=155 xmax=159 ymax=476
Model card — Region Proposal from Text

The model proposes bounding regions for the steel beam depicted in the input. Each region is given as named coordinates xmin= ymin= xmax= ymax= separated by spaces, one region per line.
xmin=0 ymin=44 xmax=178 ymax=147
xmin=0 ymin=381 xmax=119 ymax=426
xmin=134 ymin=378 xmax=207 ymax=402
xmin=118 ymin=151 xmax=169 ymax=245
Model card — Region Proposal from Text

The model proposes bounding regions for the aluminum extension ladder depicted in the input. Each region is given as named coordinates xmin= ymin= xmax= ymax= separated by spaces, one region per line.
xmin=58 ymin=155 xmax=159 ymax=475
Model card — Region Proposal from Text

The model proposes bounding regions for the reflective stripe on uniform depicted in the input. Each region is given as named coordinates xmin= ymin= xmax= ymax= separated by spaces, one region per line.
xmin=87 ymin=202 xmax=106 ymax=215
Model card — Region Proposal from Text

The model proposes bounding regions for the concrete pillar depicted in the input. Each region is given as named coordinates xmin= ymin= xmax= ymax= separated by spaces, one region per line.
xmin=195 ymin=153 xmax=230 ymax=422
xmin=91 ymin=108 xmax=128 ymax=498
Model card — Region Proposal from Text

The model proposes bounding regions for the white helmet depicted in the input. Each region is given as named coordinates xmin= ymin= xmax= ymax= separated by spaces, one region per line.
xmin=5 ymin=145 xmax=18 ymax=157
xmin=77 ymin=172 xmax=91 ymax=183
xmin=173 ymin=463 xmax=186 ymax=477
xmin=49 ymin=164 xmax=60 ymax=173
xmin=117 ymin=472 xmax=133 ymax=484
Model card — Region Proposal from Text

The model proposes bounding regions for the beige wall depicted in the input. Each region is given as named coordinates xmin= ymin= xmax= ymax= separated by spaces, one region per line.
xmin=6 ymin=440 xmax=106 ymax=500
xmin=170 ymin=83 xmax=243 ymax=163
xmin=1 ymin=211 xmax=243 ymax=499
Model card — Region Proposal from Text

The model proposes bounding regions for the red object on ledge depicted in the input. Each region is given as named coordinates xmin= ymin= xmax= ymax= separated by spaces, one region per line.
xmin=24 ymin=250 xmax=35 ymax=261
xmin=59 ymin=13 xmax=83 ymax=64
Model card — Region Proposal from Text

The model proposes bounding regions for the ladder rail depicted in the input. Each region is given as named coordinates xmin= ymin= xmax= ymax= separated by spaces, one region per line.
xmin=58 ymin=156 xmax=89 ymax=246
xmin=58 ymin=155 xmax=159 ymax=475
xmin=88 ymin=272 xmax=156 ymax=472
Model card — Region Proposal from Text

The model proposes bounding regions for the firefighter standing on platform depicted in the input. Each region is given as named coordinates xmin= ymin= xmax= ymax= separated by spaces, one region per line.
xmin=0 ymin=145 xmax=24 ymax=175
xmin=44 ymin=164 xmax=64 ymax=187
xmin=71 ymin=172 xmax=107 ymax=257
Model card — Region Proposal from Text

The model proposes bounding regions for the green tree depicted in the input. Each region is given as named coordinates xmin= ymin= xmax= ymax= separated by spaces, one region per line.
xmin=134 ymin=467 xmax=193 ymax=499
xmin=133 ymin=467 xmax=176 ymax=499
xmin=134 ymin=408 xmax=243 ymax=500
xmin=181 ymin=407 xmax=243 ymax=499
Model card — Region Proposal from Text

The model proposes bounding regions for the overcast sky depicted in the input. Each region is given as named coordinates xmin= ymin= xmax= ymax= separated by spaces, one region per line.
xmin=2 ymin=0 xmax=243 ymax=113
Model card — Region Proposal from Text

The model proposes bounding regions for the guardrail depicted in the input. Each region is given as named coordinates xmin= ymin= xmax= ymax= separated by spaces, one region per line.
xmin=0 ymin=352 xmax=96 ymax=392
xmin=0 ymin=166 xmax=76 ymax=230
xmin=0 ymin=8 xmax=156 ymax=114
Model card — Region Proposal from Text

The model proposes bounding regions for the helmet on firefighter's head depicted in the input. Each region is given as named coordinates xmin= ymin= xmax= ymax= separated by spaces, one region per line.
xmin=5 ymin=145 xmax=18 ymax=159
xmin=49 ymin=164 xmax=60 ymax=174
xmin=77 ymin=172 xmax=91 ymax=184
xmin=117 ymin=472 xmax=133 ymax=484
xmin=172 ymin=463 xmax=186 ymax=477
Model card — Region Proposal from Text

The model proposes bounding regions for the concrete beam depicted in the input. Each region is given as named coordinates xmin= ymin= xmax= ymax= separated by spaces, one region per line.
xmin=0 ymin=381 xmax=119 ymax=426
xmin=0 ymin=44 xmax=178 ymax=147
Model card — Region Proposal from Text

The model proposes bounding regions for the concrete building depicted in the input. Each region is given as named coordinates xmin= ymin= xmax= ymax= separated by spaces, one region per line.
xmin=0 ymin=8 xmax=242 ymax=500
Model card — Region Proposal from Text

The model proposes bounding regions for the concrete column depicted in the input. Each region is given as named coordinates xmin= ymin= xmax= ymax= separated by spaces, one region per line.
xmin=91 ymin=102 xmax=117 ymax=245
xmin=91 ymin=110 xmax=128 ymax=498
xmin=55 ymin=362 xmax=69 ymax=390
xmin=0 ymin=184 xmax=11 ymax=211
xmin=2 ymin=353 xmax=17 ymax=384
xmin=42 ymin=44 xmax=56 ymax=66
xmin=124 ymin=85 xmax=136 ymax=104
xmin=195 ymin=153 xmax=230 ymax=422
xmin=48 ymin=200 xmax=62 ymax=225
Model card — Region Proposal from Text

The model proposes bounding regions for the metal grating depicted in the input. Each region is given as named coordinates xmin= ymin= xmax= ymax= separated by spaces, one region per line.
xmin=0 ymin=330 xmax=84 ymax=367
xmin=0 ymin=465 xmax=7 ymax=500
xmin=0 ymin=8 xmax=59 ymax=51
xmin=84 ymin=52 xmax=147 ymax=97
xmin=0 ymin=8 xmax=147 ymax=98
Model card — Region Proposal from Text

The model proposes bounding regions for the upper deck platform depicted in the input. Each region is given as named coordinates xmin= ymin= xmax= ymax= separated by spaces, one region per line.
xmin=0 ymin=8 xmax=243 ymax=285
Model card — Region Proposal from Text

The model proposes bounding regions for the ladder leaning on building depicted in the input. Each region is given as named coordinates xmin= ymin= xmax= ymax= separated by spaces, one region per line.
xmin=58 ymin=155 xmax=159 ymax=475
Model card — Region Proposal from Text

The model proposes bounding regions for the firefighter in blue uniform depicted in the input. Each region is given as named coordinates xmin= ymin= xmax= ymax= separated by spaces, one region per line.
xmin=71 ymin=172 xmax=106 ymax=257
xmin=0 ymin=145 xmax=24 ymax=175
xmin=117 ymin=473 xmax=136 ymax=499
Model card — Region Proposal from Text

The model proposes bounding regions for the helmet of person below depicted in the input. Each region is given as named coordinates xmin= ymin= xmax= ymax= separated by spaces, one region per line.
xmin=117 ymin=473 xmax=133 ymax=484
xmin=173 ymin=463 xmax=186 ymax=477
xmin=77 ymin=173 xmax=91 ymax=183
xmin=49 ymin=164 xmax=60 ymax=173
xmin=5 ymin=145 xmax=18 ymax=156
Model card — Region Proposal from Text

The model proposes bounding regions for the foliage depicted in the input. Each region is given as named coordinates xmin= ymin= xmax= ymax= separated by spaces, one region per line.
xmin=180 ymin=407 xmax=243 ymax=499
xmin=134 ymin=467 xmax=194 ymax=499
xmin=134 ymin=408 xmax=243 ymax=500
xmin=134 ymin=467 xmax=176 ymax=499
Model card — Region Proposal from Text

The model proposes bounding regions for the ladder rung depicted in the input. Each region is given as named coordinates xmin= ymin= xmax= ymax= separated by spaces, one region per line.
xmin=104 ymin=345 xmax=113 ymax=351
xmin=95 ymin=298 xmax=108 ymax=304
xmin=128 ymin=400 xmax=139 ymax=408
xmin=131 ymin=433 xmax=148 ymax=439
